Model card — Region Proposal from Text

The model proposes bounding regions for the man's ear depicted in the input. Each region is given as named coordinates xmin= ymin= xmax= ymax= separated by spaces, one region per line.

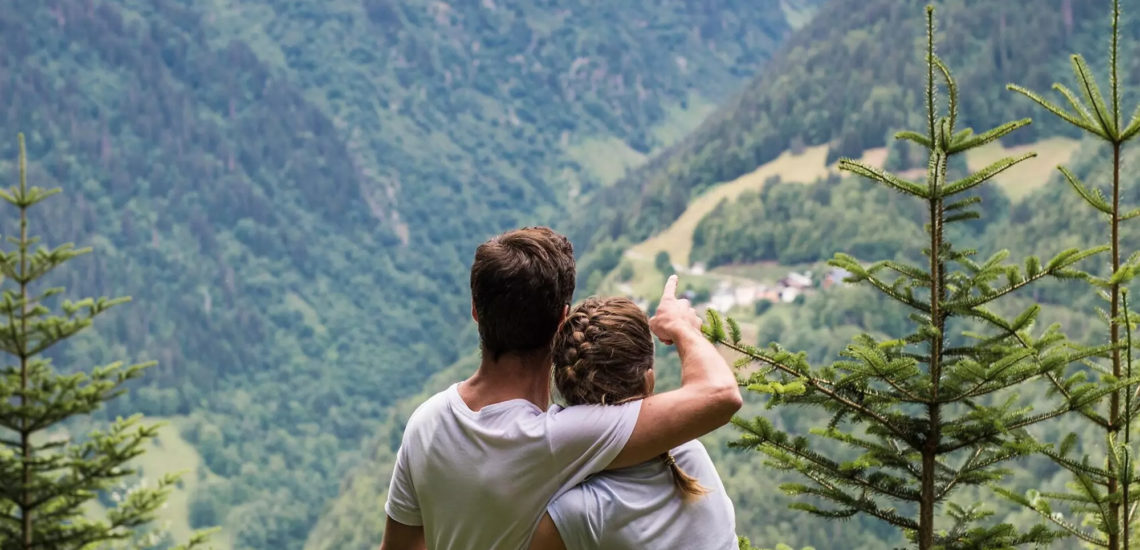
xmin=472 ymin=303 xmax=479 ymax=323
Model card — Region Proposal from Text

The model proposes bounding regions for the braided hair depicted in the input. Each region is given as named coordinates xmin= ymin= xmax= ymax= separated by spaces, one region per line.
xmin=553 ymin=297 xmax=709 ymax=501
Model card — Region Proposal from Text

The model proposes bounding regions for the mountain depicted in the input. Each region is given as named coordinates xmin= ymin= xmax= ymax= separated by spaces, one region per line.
xmin=0 ymin=1 xmax=821 ymax=547
xmin=572 ymin=0 xmax=1140 ymax=256
xmin=310 ymin=0 xmax=1140 ymax=548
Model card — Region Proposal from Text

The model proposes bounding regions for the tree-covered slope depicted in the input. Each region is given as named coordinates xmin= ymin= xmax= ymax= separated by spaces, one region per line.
xmin=574 ymin=0 xmax=1140 ymax=254
xmin=1 ymin=1 xmax=819 ymax=547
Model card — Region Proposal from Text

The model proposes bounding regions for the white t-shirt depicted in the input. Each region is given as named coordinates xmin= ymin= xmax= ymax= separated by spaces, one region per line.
xmin=385 ymin=383 xmax=642 ymax=550
xmin=547 ymin=439 xmax=737 ymax=550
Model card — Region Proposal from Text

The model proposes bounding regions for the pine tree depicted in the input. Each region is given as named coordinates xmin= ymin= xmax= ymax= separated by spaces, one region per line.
xmin=706 ymin=7 xmax=1110 ymax=549
xmin=999 ymin=1 xmax=1140 ymax=547
xmin=0 ymin=134 xmax=211 ymax=549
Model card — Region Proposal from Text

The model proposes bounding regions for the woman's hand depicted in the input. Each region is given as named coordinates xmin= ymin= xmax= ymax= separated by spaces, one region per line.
xmin=649 ymin=275 xmax=703 ymax=346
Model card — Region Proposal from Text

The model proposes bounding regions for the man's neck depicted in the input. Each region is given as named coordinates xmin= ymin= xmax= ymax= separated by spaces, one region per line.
xmin=458 ymin=351 xmax=552 ymax=412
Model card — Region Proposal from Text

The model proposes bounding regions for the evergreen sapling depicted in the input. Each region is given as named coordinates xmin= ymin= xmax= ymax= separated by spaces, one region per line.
xmin=1001 ymin=1 xmax=1140 ymax=547
xmin=706 ymin=7 xmax=1110 ymax=549
xmin=0 ymin=134 xmax=212 ymax=549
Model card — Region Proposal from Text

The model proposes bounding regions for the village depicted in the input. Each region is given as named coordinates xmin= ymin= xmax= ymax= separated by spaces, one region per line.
xmin=617 ymin=261 xmax=853 ymax=314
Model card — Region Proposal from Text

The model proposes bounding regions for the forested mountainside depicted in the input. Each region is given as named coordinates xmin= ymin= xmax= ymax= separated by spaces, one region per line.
xmin=318 ymin=0 xmax=1140 ymax=547
xmin=321 ymin=140 xmax=1140 ymax=550
xmin=572 ymin=0 xmax=1140 ymax=259
xmin=0 ymin=1 xmax=820 ymax=548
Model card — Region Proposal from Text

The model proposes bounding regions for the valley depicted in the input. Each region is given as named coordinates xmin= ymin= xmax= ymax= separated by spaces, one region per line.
xmin=3 ymin=0 xmax=1137 ymax=548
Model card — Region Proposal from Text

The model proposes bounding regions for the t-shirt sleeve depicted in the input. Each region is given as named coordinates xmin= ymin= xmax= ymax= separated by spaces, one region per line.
xmin=545 ymin=400 xmax=642 ymax=495
xmin=546 ymin=487 xmax=600 ymax=550
xmin=384 ymin=442 xmax=423 ymax=526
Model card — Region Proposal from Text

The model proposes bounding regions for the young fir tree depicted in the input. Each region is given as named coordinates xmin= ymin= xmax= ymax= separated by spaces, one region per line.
xmin=0 ymin=134 xmax=211 ymax=549
xmin=999 ymin=1 xmax=1140 ymax=547
xmin=705 ymin=7 xmax=1112 ymax=549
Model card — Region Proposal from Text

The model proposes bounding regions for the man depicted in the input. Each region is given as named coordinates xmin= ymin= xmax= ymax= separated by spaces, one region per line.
xmin=380 ymin=227 xmax=740 ymax=550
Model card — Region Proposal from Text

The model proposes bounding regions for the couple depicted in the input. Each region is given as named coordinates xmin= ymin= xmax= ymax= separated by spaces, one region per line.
xmin=380 ymin=227 xmax=741 ymax=550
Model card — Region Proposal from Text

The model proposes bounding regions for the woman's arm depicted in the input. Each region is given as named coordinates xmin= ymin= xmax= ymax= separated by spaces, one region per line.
xmin=608 ymin=275 xmax=742 ymax=469
xmin=528 ymin=513 xmax=568 ymax=550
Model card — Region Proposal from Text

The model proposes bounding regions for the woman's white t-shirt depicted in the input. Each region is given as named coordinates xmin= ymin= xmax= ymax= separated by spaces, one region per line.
xmin=546 ymin=439 xmax=737 ymax=550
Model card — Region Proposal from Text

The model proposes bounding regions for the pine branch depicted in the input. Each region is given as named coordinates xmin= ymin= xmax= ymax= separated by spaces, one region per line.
xmin=1072 ymin=54 xmax=1118 ymax=138
xmin=792 ymin=470 xmax=920 ymax=530
xmin=943 ymin=152 xmax=1035 ymax=196
xmin=1123 ymin=102 xmax=1140 ymax=140
xmin=946 ymin=119 xmax=1031 ymax=154
xmin=1007 ymin=84 xmax=1109 ymax=137
xmin=938 ymin=404 xmax=1080 ymax=454
xmin=896 ymin=130 xmax=932 ymax=148
xmin=1054 ymin=83 xmax=1100 ymax=129
xmin=719 ymin=339 xmax=919 ymax=445
xmin=933 ymin=56 xmax=958 ymax=134
xmin=1060 ymin=166 xmax=1113 ymax=214
xmin=740 ymin=424 xmax=921 ymax=502
xmin=1110 ymin=0 xmax=1121 ymax=135
xmin=995 ymin=486 xmax=1107 ymax=546
xmin=837 ymin=159 xmax=929 ymax=198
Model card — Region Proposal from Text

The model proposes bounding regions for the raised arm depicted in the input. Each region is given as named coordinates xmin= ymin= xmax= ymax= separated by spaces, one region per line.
xmin=608 ymin=275 xmax=742 ymax=469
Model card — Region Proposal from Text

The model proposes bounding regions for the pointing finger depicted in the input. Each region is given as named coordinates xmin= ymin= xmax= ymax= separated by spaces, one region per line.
xmin=661 ymin=274 xmax=679 ymax=301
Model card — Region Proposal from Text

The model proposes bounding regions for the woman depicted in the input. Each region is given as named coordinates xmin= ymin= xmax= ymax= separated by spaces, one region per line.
xmin=528 ymin=297 xmax=738 ymax=550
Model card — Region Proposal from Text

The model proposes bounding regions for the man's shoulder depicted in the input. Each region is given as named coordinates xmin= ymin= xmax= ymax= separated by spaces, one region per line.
xmin=403 ymin=384 xmax=459 ymax=432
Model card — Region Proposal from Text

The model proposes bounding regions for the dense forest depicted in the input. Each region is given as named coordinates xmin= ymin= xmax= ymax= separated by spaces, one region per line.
xmin=6 ymin=0 xmax=1140 ymax=547
xmin=318 ymin=1 xmax=1140 ymax=548
xmin=0 ymin=1 xmax=821 ymax=548
xmin=572 ymin=0 xmax=1140 ymax=265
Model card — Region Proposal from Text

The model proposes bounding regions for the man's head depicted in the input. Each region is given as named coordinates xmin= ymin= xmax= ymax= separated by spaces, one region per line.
xmin=470 ymin=227 xmax=576 ymax=360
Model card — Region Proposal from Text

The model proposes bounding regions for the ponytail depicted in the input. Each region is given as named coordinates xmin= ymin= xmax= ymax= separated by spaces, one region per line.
xmin=661 ymin=452 xmax=710 ymax=502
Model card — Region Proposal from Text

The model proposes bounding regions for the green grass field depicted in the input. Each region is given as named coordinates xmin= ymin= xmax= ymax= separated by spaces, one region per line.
xmin=966 ymin=136 xmax=1080 ymax=201
xmin=601 ymin=137 xmax=1078 ymax=327
xmin=624 ymin=137 xmax=1079 ymax=274
xmin=83 ymin=416 xmax=233 ymax=549
xmin=142 ymin=418 xmax=233 ymax=549
xmin=629 ymin=144 xmax=833 ymax=267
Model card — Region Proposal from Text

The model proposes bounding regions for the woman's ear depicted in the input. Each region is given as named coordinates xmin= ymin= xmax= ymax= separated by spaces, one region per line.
xmin=644 ymin=367 xmax=656 ymax=395
xmin=560 ymin=304 xmax=570 ymax=323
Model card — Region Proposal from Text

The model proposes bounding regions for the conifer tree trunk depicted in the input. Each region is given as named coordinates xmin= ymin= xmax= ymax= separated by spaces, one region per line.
xmin=18 ymin=142 xmax=31 ymax=550
xmin=1109 ymin=139 xmax=1123 ymax=550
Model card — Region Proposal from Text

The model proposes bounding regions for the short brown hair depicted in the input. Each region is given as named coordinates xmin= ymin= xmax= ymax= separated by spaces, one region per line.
xmin=553 ymin=297 xmax=709 ymax=501
xmin=470 ymin=227 xmax=575 ymax=360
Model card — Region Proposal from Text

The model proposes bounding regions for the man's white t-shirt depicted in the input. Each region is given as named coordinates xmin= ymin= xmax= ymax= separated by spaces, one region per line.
xmin=546 ymin=439 xmax=737 ymax=550
xmin=385 ymin=383 xmax=642 ymax=550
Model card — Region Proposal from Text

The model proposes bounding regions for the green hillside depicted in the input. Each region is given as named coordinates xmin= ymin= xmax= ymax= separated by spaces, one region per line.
xmin=1 ymin=1 xmax=820 ymax=547
xmin=571 ymin=0 xmax=1140 ymax=258
xmin=313 ymin=1 xmax=1140 ymax=545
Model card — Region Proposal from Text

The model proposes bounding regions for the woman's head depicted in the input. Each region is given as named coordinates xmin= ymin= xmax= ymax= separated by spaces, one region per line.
xmin=553 ymin=296 xmax=709 ymax=501
xmin=553 ymin=297 xmax=654 ymax=406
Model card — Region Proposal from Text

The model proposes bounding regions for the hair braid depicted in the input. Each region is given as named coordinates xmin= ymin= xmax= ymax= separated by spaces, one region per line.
xmin=661 ymin=452 xmax=710 ymax=501
xmin=553 ymin=297 xmax=710 ymax=502
xmin=553 ymin=297 xmax=651 ymax=406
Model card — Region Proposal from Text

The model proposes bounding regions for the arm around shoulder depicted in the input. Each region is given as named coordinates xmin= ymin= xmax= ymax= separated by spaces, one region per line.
xmin=609 ymin=276 xmax=742 ymax=470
